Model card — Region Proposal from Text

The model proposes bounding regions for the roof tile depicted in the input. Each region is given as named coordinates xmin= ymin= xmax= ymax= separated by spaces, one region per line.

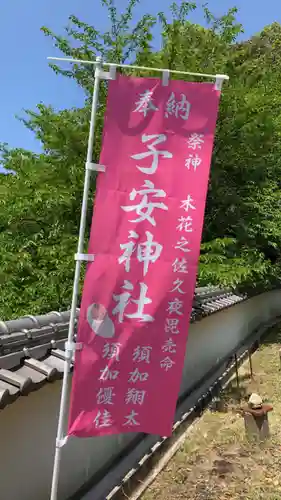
xmin=24 ymin=358 xmax=58 ymax=381
xmin=43 ymin=354 xmax=65 ymax=374
xmin=0 ymin=368 xmax=32 ymax=393
xmin=0 ymin=383 xmax=14 ymax=408
xmin=16 ymin=365 xmax=46 ymax=387
xmin=0 ymin=292 xmax=245 ymax=409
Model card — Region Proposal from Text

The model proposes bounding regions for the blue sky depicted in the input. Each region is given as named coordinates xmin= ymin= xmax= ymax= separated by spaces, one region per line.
xmin=0 ymin=0 xmax=279 ymax=154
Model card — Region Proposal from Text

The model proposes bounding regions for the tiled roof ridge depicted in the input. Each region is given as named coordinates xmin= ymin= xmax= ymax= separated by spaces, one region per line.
xmin=0 ymin=309 xmax=76 ymax=336
xmin=0 ymin=287 xmax=245 ymax=356
xmin=0 ymin=287 xmax=245 ymax=410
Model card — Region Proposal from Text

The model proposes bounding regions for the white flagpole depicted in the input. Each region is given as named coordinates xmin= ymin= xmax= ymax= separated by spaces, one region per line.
xmin=47 ymin=56 xmax=229 ymax=82
xmin=50 ymin=55 xmax=104 ymax=500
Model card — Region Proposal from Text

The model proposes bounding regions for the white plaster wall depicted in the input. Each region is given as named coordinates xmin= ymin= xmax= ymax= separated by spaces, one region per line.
xmin=0 ymin=290 xmax=280 ymax=500
xmin=179 ymin=290 xmax=281 ymax=396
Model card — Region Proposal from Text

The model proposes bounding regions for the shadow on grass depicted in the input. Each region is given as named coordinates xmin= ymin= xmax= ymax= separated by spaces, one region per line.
xmin=221 ymin=383 xmax=248 ymax=403
xmin=220 ymin=379 xmax=248 ymax=405
xmin=210 ymin=322 xmax=281 ymax=415
xmin=210 ymin=383 xmax=248 ymax=413
xmin=260 ymin=322 xmax=281 ymax=346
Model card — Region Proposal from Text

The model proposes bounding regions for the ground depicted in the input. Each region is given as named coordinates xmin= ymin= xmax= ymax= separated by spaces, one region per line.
xmin=142 ymin=325 xmax=281 ymax=500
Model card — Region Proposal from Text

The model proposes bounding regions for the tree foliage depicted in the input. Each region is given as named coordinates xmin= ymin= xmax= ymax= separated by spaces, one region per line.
xmin=1 ymin=0 xmax=281 ymax=319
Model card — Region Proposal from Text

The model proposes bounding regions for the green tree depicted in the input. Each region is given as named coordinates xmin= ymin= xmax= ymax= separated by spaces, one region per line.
xmin=1 ymin=0 xmax=281 ymax=320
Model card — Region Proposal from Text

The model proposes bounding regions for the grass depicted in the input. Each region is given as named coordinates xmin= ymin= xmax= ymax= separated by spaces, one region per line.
xmin=142 ymin=325 xmax=281 ymax=500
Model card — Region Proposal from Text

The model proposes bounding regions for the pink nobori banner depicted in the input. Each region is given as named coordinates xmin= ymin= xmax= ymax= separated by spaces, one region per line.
xmin=68 ymin=75 xmax=221 ymax=438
